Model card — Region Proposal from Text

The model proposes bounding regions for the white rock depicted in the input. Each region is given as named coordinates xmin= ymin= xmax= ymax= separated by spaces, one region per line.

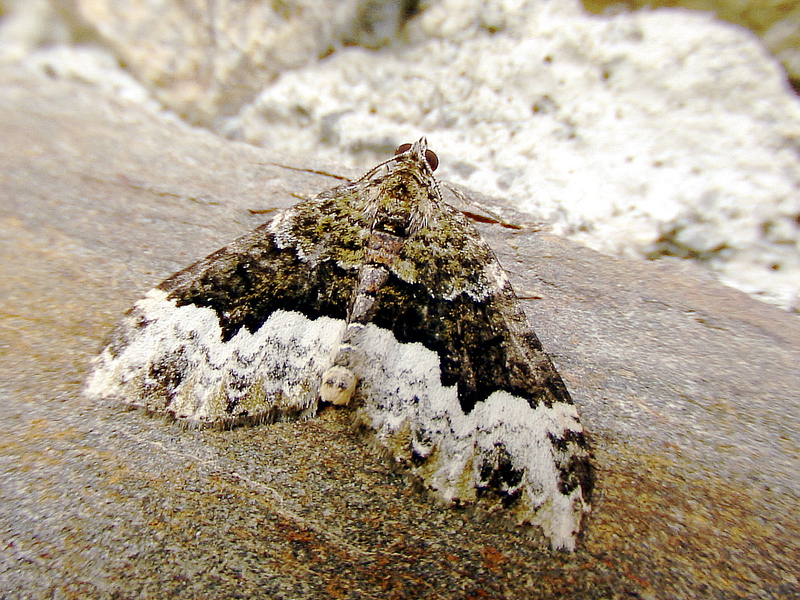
xmin=231 ymin=0 xmax=800 ymax=311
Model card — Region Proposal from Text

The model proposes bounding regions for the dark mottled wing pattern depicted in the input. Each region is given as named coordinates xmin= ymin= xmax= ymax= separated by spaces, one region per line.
xmin=85 ymin=139 xmax=593 ymax=550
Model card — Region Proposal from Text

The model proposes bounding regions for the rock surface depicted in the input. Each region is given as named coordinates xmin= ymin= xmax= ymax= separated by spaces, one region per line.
xmin=4 ymin=1 xmax=800 ymax=309
xmin=58 ymin=0 xmax=800 ymax=311
xmin=71 ymin=0 xmax=418 ymax=124
xmin=1 ymin=65 xmax=798 ymax=598
xmin=583 ymin=0 xmax=800 ymax=88
xmin=232 ymin=2 xmax=800 ymax=313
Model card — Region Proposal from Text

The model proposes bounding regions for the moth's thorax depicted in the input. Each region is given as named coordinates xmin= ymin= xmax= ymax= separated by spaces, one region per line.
xmin=365 ymin=164 xmax=438 ymax=236
xmin=364 ymin=230 xmax=404 ymax=267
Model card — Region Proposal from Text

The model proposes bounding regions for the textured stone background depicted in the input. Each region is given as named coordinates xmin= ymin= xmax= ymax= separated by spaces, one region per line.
xmin=1 ymin=62 xmax=799 ymax=598
xmin=2 ymin=1 xmax=800 ymax=310
xmin=4 ymin=0 xmax=795 ymax=311
xmin=584 ymin=0 xmax=800 ymax=89
xmin=2 ymin=1 xmax=800 ymax=598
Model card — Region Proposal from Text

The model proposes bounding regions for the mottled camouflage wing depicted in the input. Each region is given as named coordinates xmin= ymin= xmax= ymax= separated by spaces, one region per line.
xmin=85 ymin=138 xmax=593 ymax=550
xmin=85 ymin=188 xmax=370 ymax=425
xmin=343 ymin=191 xmax=593 ymax=550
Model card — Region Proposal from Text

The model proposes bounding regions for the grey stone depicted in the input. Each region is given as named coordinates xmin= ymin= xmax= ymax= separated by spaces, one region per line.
xmin=585 ymin=0 xmax=800 ymax=87
xmin=73 ymin=0 xmax=416 ymax=124
xmin=1 ymin=66 xmax=798 ymax=598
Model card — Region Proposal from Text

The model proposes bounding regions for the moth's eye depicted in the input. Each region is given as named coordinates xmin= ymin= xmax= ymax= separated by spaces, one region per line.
xmin=394 ymin=143 xmax=439 ymax=172
xmin=424 ymin=149 xmax=439 ymax=172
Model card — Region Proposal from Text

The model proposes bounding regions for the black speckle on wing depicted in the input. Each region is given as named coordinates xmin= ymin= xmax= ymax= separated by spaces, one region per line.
xmin=147 ymin=348 xmax=188 ymax=401
xmin=477 ymin=444 xmax=525 ymax=506
xmin=550 ymin=432 xmax=595 ymax=501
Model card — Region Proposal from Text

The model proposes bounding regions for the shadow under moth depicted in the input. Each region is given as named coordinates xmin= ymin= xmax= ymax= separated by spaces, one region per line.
xmin=85 ymin=138 xmax=594 ymax=550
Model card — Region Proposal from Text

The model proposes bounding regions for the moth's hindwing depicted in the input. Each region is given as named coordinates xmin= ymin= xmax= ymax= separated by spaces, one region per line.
xmin=85 ymin=138 xmax=593 ymax=550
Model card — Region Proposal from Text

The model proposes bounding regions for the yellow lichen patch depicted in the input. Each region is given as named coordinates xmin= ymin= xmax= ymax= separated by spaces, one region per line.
xmin=235 ymin=378 xmax=269 ymax=416
xmin=382 ymin=419 xmax=414 ymax=464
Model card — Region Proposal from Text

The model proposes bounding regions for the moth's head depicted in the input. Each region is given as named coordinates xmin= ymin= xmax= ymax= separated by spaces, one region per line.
xmin=359 ymin=137 xmax=442 ymax=232
xmin=394 ymin=138 xmax=439 ymax=173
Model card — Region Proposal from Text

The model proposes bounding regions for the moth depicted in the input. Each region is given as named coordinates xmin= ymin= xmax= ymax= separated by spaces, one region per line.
xmin=85 ymin=138 xmax=593 ymax=550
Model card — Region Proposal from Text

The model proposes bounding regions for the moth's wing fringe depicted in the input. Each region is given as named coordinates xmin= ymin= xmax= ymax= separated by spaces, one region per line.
xmin=111 ymin=399 xmax=315 ymax=431
xmin=348 ymin=406 xmax=568 ymax=550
